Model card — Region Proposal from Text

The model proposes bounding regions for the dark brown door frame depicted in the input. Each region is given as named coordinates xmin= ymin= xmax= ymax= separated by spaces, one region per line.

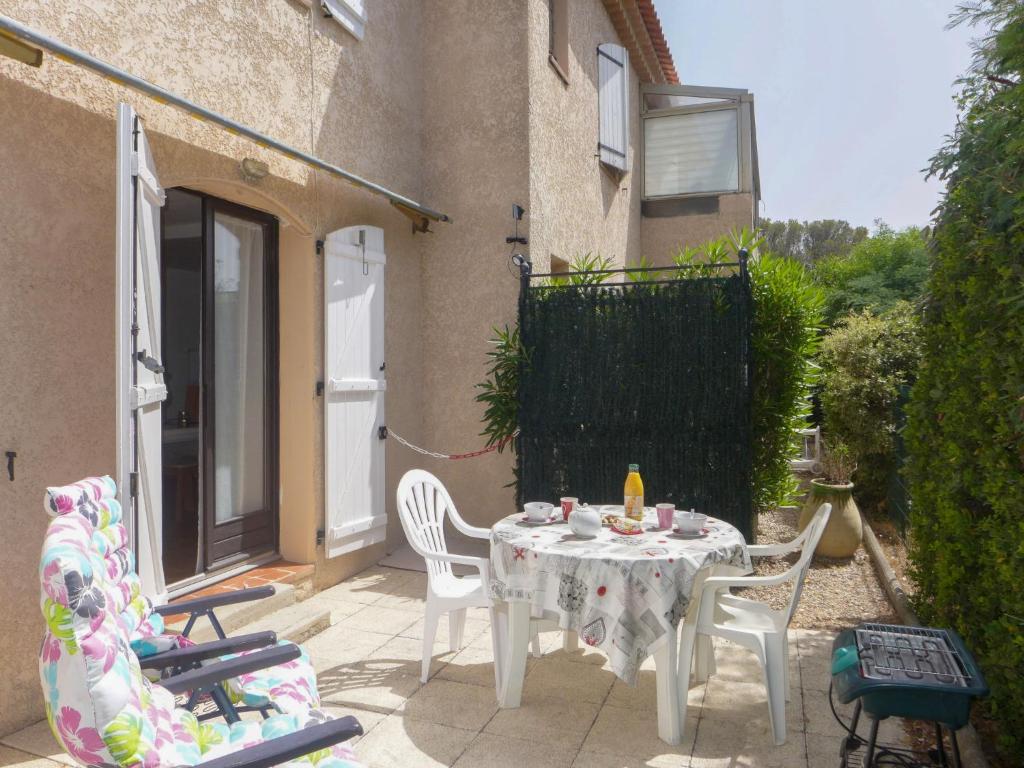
xmin=198 ymin=193 xmax=280 ymax=572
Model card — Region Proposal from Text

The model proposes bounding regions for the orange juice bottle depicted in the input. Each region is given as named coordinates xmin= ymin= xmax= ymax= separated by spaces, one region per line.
xmin=624 ymin=464 xmax=644 ymax=521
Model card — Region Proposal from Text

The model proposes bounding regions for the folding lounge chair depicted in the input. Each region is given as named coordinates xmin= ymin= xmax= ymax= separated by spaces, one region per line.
xmin=45 ymin=476 xmax=318 ymax=720
xmin=39 ymin=496 xmax=365 ymax=768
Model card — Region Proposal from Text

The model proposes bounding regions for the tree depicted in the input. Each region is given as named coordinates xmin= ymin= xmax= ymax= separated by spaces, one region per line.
xmin=813 ymin=224 xmax=930 ymax=325
xmin=759 ymin=218 xmax=869 ymax=267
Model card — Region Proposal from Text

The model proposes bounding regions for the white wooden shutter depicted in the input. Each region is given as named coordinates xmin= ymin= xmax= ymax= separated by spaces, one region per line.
xmin=324 ymin=226 xmax=386 ymax=558
xmin=116 ymin=103 xmax=168 ymax=601
xmin=598 ymin=42 xmax=629 ymax=172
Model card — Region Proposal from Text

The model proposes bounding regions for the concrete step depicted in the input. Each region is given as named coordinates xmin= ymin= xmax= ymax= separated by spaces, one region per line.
xmin=233 ymin=599 xmax=331 ymax=646
xmin=163 ymin=582 xmax=299 ymax=644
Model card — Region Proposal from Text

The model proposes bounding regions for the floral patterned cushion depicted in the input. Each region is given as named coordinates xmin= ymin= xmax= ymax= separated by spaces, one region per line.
xmin=45 ymin=476 xmax=320 ymax=715
xmin=39 ymin=477 xmax=362 ymax=768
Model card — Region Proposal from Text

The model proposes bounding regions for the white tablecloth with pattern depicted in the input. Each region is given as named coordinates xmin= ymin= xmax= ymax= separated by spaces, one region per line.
xmin=489 ymin=508 xmax=751 ymax=685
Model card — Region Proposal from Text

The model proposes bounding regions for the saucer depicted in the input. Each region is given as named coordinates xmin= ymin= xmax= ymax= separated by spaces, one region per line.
xmin=520 ymin=514 xmax=560 ymax=526
xmin=671 ymin=528 xmax=709 ymax=539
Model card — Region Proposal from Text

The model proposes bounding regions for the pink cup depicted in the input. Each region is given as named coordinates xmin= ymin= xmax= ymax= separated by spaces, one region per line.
xmin=656 ymin=503 xmax=675 ymax=530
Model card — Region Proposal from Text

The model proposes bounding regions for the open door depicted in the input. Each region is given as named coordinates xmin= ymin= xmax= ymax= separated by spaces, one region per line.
xmin=324 ymin=226 xmax=387 ymax=558
xmin=116 ymin=103 xmax=168 ymax=602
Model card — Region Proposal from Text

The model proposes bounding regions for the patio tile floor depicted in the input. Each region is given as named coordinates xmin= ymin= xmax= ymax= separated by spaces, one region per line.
xmin=0 ymin=566 xmax=914 ymax=768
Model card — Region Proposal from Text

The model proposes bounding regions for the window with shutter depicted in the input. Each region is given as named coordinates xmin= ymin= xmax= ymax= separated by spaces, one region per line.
xmin=321 ymin=0 xmax=366 ymax=40
xmin=323 ymin=226 xmax=386 ymax=558
xmin=598 ymin=42 xmax=630 ymax=172
xmin=641 ymin=84 xmax=759 ymax=201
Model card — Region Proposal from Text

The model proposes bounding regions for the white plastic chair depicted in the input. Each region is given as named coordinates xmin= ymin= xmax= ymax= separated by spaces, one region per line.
xmin=681 ymin=503 xmax=832 ymax=745
xmin=395 ymin=469 xmax=541 ymax=683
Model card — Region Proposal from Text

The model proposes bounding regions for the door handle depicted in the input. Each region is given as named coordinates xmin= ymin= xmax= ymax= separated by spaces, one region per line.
xmin=136 ymin=350 xmax=165 ymax=374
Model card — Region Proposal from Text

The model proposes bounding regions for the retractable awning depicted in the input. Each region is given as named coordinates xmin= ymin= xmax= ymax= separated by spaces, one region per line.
xmin=0 ymin=13 xmax=450 ymax=231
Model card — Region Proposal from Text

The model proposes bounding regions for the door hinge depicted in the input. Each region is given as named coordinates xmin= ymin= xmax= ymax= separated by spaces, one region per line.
xmin=316 ymin=528 xmax=325 ymax=545
xmin=315 ymin=239 xmax=324 ymax=255
xmin=316 ymin=380 xmax=325 ymax=397
xmin=129 ymin=472 xmax=139 ymax=499
xmin=378 ymin=425 xmax=388 ymax=440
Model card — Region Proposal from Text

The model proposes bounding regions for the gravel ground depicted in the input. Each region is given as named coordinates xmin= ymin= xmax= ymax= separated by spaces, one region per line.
xmin=737 ymin=505 xmax=899 ymax=629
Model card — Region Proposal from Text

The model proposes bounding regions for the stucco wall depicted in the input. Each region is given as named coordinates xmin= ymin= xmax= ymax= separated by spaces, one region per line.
xmin=525 ymin=0 xmax=642 ymax=273
xmin=412 ymin=0 xmax=647 ymax=530
xmin=0 ymin=73 xmax=119 ymax=741
xmin=0 ymin=0 xmax=430 ymax=735
xmin=412 ymin=2 xmax=532 ymax=529
xmin=640 ymin=192 xmax=757 ymax=264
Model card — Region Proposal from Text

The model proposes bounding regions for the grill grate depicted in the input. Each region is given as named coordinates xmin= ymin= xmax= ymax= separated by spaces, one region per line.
xmin=855 ymin=623 xmax=972 ymax=687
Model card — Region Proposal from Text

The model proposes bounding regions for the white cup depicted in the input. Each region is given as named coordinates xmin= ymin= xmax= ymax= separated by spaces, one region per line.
xmin=673 ymin=511 xmax=708 ymax=534
xmin=524 ymin=502 xmax=554 ymax=522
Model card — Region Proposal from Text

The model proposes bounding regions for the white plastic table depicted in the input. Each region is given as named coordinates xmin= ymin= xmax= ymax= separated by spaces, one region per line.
xmin=489 ymin=508 xmax=751 ymax=744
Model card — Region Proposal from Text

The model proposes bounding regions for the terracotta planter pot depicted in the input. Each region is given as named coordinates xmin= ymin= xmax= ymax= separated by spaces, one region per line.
xmin=799 ymin=480 xmax=862 ymax=558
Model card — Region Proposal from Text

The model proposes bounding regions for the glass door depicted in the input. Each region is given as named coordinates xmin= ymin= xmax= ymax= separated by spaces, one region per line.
xmin=159 ymin=189 xmax=279 ymax=584
xmin=203 ymin=199 xmax=279 ymax=570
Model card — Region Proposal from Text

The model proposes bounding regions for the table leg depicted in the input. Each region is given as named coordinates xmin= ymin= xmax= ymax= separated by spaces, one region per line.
xmin=497 ymin=601 xmax=530 ymax=708
xmin=653 ymin=637 xmax=682 ymax=745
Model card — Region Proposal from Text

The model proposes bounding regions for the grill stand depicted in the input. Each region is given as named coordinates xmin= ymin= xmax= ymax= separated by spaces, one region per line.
xmin=840 ymin=701 xmax=963 ymax=768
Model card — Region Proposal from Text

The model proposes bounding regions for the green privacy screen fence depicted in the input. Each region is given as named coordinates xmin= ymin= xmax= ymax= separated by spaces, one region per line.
xmin=515 ymin=258 xmax=755 ymax=541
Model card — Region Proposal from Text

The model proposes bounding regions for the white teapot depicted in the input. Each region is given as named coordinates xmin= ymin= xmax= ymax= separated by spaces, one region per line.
xmin=568 ymin=503 xmax=601 ymax=537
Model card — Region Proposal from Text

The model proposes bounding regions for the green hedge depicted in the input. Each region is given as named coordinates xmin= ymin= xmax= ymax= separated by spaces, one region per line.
xmin=905 ymin=1 xmax=1024 ymax=759
xmin=819 ymin=303 xmax=920 ymax=511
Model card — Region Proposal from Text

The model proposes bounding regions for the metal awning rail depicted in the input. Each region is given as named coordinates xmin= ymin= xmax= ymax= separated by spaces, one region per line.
xmin=0 ymin=13 xmax=450 ymax=228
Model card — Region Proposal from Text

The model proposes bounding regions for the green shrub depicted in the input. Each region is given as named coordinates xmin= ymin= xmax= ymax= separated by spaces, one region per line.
xmin=814 ymin=225 xmax=930 ymax=325
xmin=819 ymin=303 xmax=921 ymax=510
xmin=905 ymin=0 xmax=1024 ymax=758
xmin=746 ymin=237 xmax=825 ymax=511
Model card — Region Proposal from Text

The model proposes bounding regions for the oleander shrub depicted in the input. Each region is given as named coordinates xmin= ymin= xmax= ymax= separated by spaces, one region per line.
xmin=905 ymin=0 xmax=1024 ymax=758
xmin=819 ymin=303 xmax=921 ymax=511
xmin=743 ymin=235 xmax=825 ymax=512
xmin=675 ymin=230 xmax=825 ymax=512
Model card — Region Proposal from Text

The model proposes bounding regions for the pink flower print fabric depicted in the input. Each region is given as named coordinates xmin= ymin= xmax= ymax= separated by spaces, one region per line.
xmin=39 ymin=476 xmax=365 ymax=768
xmin=55 ymin=707 xmax=107 ymax=765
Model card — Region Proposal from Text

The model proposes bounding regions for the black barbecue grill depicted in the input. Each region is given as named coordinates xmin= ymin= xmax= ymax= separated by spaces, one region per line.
xmin=831 ymin=623 xmax=988 ymax=767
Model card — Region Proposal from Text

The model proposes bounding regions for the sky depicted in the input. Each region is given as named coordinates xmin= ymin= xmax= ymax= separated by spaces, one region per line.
xmin=657 ymin=1 xmax=979 ymax=230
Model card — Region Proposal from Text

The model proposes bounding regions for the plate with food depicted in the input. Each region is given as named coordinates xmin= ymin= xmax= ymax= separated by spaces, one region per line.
xmin=609 ymin=517 xmax=644 ymax=536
